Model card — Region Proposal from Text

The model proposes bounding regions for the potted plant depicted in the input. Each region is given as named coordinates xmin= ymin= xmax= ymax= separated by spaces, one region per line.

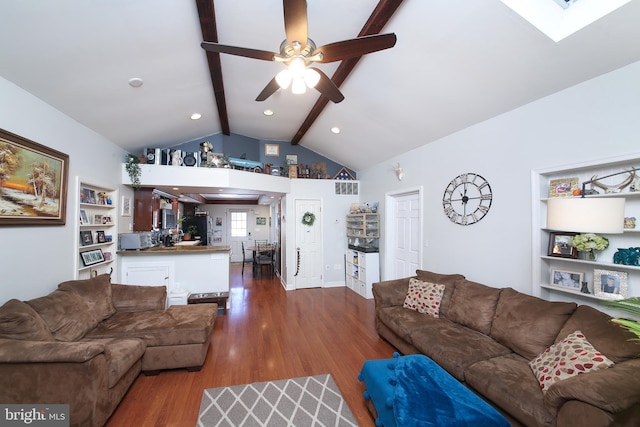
xmin=125 ymin=153 xmax=142 ymax=189
xmin=602 ymin=297 xmax=640 ymax=341
xmin=569 ymin=233 xmax=609 ymax=261
xmin=183 ymin=225 xmax=198 ymax=241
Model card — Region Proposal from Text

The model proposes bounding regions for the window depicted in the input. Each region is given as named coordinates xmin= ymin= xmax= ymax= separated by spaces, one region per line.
xmin=231 ymin=212 xmax=247 ymax=237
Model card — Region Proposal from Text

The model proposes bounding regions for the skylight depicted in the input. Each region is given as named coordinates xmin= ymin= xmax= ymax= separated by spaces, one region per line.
xmin=500 ymin=0 xmax=632 ymax=42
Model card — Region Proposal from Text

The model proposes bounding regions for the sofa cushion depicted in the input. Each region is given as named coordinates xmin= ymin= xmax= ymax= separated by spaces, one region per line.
xmin=490 ymin=288 xmax=577 ymax=360
xmin=86 ymin=303 xmax=216 ymax=346
xmin=88 ymin=338 xmax=146 ymax=388
xmin=410 ymin=321 xmax=512 ymax=381
xmin=26 ymin=290 xmax=97 ymax=341
xmin=465 ymin=353 xmax=554 ymax=427
xmin=446 ymin=280 xmax=501 ymax=335
xmin=377 ymin=306 xmax=443 ymax=343
xmin=110 ymin=283 xmax=167 ymax=312
xmin=403 ymin=278 xmax=445 ymax=317
xmin=0 ymin=299 xmax=54 ymax=341
xmin=415 ymin=270 xmax=465 ymax=317
xmin=58 ymin=274 xmax=115 ymax=322
xmin=529 ymin=330 xmax=614 ymax=393
xmin=556 ymin=305 xmax=640 ymax=363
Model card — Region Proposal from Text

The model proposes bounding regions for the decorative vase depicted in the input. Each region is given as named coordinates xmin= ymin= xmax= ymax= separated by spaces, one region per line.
xmin=579 ymin=250 xmax=596 ymax=261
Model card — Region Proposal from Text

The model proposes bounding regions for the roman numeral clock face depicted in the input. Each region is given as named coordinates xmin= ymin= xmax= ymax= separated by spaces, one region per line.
xmin=442 ymin=173 xmax=493 ymax=226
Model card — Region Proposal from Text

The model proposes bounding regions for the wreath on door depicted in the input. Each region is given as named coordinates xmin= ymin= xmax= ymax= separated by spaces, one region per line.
xmin=301 ymin=212 xmax=316 ymax=226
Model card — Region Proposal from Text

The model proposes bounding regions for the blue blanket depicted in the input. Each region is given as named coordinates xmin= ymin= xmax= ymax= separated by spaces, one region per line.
xmin=360 ymin=354 xmax=509 ymax=427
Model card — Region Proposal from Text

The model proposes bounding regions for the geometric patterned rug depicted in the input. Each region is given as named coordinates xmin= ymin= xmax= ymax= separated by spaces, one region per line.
xmin=198 ymin=374 xmax=358 ymax=426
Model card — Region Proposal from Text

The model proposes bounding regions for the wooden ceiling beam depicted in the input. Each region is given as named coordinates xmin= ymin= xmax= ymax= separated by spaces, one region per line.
xmin=291 ymin=0 xmax=404 ymax=145
xmin=195 ymin=0 xmax=231 ymax=135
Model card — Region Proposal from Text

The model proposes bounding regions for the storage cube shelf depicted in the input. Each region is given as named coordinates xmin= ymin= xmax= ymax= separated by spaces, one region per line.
xmin=76 ymin=178 xmax=118 ymax=279
xmin=345 ymin=249 xmax=379 ymax=299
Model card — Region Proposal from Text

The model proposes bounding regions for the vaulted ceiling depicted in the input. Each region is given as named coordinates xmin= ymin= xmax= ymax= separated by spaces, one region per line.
xmin=1 ymin=1 xmax=640 ymax=172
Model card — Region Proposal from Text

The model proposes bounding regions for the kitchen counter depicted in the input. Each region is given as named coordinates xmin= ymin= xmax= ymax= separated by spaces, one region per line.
xmin=117 ymin=245 xmax=231 ymax=296
xmin=117 ymin=245 xmax=230 ymax=256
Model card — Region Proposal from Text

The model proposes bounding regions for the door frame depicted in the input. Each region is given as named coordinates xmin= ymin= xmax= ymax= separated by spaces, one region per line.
xmin=384 ymin=187 xmax=423 ymax=281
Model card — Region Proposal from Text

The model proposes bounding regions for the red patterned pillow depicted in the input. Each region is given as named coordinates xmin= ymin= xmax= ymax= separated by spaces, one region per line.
xmin=529 ymin=330 xmax=614 ymax=392
xmin=403 ymin=278 xmax=445 ymax=317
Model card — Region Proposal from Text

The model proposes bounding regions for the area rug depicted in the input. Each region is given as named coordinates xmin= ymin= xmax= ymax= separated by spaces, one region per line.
xmin=198 ymin=374 xmax=358 ymax=426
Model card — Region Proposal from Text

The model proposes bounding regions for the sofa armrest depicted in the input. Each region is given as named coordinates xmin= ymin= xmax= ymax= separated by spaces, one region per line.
xmin=372 ymin=277 xmax=414 ymax=308
xmin=544 ymin=358 xmax=640 ymax=415
xmin=0 ymin=338 xmax=105 ymax=363
xmin=111 ymin=283 xmax=167 ymax=312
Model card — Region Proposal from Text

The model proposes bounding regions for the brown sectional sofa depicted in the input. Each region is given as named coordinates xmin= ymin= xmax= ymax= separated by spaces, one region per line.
xmin=0 ymin=274 xmax=217 ymax=427
xmin=373 ymin=270 xmax=640 ymax=427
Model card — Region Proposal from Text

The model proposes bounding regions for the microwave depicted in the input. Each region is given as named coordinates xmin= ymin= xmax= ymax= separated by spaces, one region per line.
xmin=119 ymin=232 xmax=154 ymax=250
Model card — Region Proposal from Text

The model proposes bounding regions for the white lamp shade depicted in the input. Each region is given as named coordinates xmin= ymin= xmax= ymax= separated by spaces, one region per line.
xmin=547 ymin=197 xmax=625 ymax=234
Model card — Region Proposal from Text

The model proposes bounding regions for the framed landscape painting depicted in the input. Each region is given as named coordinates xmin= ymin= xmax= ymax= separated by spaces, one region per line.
xmin=0 ymin=129 xmax=69 ymax=225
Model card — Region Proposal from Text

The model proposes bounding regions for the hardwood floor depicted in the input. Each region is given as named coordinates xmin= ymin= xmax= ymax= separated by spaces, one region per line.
xmin=106 ymin=263 xmax=395 ymax=426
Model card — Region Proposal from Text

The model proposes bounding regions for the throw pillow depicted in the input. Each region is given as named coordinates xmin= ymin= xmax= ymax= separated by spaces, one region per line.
xmin=58 ymin=273 xmax=116 ymax=322
xmin=403 ymin=278 xmax=445 ymax=317
xmin=0 ymin=299 xmax=55 ymax=341
xmin=529 ymin=330 xmax=614 ymax=392
xmin=26 ymin=290 xmax=98 ymax=341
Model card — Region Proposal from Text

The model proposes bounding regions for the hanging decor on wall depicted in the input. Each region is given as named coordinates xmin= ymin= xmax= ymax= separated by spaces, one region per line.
xmin=301 ymin=211 xmax=316 ymax=226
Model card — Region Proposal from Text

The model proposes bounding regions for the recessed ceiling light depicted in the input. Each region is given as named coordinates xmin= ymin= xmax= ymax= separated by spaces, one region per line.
xmin=331 ymin=127 xmax=341 ymax=134
xmin=263 ymin=109 xmax=274 ymax=116
xmin=128 ymin=77 xmax=143 ymax=88
xmin=190 ymin=113 xmax=202 ymax=120
xmin=172 ymin=187 xmax=179 ymax=191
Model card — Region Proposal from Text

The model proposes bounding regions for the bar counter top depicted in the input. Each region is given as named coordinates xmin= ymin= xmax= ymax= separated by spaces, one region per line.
xmin=117 ymin=245 xmax=230 ymax=256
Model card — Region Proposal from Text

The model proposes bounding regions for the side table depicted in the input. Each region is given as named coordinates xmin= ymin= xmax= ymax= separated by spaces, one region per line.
xmin=188 ymin=292 xmax=229 ymax=314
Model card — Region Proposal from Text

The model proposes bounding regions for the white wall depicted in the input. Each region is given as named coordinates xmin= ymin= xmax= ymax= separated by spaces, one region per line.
xmin=358 ymin=60 xmax=640 ymax=294
xmin=283 ymin=180 xmax=359 ymax=290
xmin=0 ymin=77 xmax=129 ymax=303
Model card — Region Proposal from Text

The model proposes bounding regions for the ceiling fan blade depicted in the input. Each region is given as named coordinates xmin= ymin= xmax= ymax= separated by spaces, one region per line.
xmin=255 ymin=77 xmax=281 ymax=102
xmin=311 ymin=68 xmax=344 ymax=103
xmin=312 ymin=33 xmax=397 ymax=63
xmin=201 ymin=42 xmax=277 ymax=61
xmin=283 ymin=0 xmax=308 ymax=46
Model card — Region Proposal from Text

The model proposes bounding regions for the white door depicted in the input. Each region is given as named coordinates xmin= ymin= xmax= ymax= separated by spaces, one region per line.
xmin=295 ymin=199 xmax=322 ymax=289
xmin=228 ymin=209 xmax=251 ymax=262
xmin=388 ymin=190 xmax=421 ymax=279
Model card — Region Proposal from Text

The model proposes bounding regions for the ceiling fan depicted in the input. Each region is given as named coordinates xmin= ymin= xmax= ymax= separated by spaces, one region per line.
xmin=201 ymin=0 xmax=397 ymax=103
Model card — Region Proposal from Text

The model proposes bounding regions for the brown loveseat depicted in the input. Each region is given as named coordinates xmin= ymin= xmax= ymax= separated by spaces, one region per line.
xmin=0 ymin=274 xmax=217 ymax=427
xmin=373 ymin=270 xmax=640 ymax=427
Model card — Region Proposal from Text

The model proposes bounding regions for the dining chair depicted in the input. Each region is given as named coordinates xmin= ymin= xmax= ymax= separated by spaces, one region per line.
xmin=255 ymin=244 xmax=274 ymax=276
xmin=241 ymin=241 xmax=253 ymax=276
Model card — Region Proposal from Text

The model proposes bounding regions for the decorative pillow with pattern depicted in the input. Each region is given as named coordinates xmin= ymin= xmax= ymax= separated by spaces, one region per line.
xmin=529 ymin=330 xmax=614 ymax=392
xmin=403 ymin=278 xmax=445 ymax=317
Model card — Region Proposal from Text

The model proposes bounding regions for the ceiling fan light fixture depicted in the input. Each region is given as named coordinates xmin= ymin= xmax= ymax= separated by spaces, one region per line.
xmin=303 ymin=68 xmax=320 ymax=88
xmin=292 ymin=77 xmax=307 ymax=94
xmin=275 ymin=69 xmax=292 ymax=89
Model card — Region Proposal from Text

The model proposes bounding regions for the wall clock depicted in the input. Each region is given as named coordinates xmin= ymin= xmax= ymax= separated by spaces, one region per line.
xmin=442 ymin=173 xmax=493 ymax=226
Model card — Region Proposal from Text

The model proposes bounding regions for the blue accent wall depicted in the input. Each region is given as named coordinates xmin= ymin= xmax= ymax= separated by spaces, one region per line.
xmin=168 ymin=133 xmax=356 ymax=178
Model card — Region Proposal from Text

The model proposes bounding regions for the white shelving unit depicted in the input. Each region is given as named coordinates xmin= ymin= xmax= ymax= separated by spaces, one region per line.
xmin=76 ymin=177 xmax=118 ymax=279
xmin=346 ymin=213 xmax=380 ymax=253
xmin=532 ymin=154 xmax=640 ymax=311
xmin=345 ymin=249 xmax=380 ymax=299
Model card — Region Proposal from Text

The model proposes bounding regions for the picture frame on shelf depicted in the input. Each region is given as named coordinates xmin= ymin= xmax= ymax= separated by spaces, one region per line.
xmin=102 ymin=215 xmax=112 ymax=225
xmin=264 ymin=143 xmax=280 ymax=157
xmin=548 ymin=177 xmax=579 ymax=198
xmin=593 ymin=269 xmax=627 ymax=299
xmin=96 ymin=230 xmax=106 ymax=243
xmin=547 ymin=232 xmax=578 ymax=258
xmin=550 ymin=269 xmax=583 ymax=290
xmin=0 ymin=129 xmax=69 ymax=226
xmin=80 ymin=209 xmax=89 ymax=225
xmin=81 ymin=188 xmax=96 ymax=204
xmin=93 ymin=214 xmax=103 ymax=224
xmin=103 ymin=251 xmax=112 ymax=261
xmin=121 ymin=196 xmax=131 ymax=217
xmin=80 ymin=230 xmax=93 ymax=246
xmin=80 ymin=248 xmax=104 ymax=266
